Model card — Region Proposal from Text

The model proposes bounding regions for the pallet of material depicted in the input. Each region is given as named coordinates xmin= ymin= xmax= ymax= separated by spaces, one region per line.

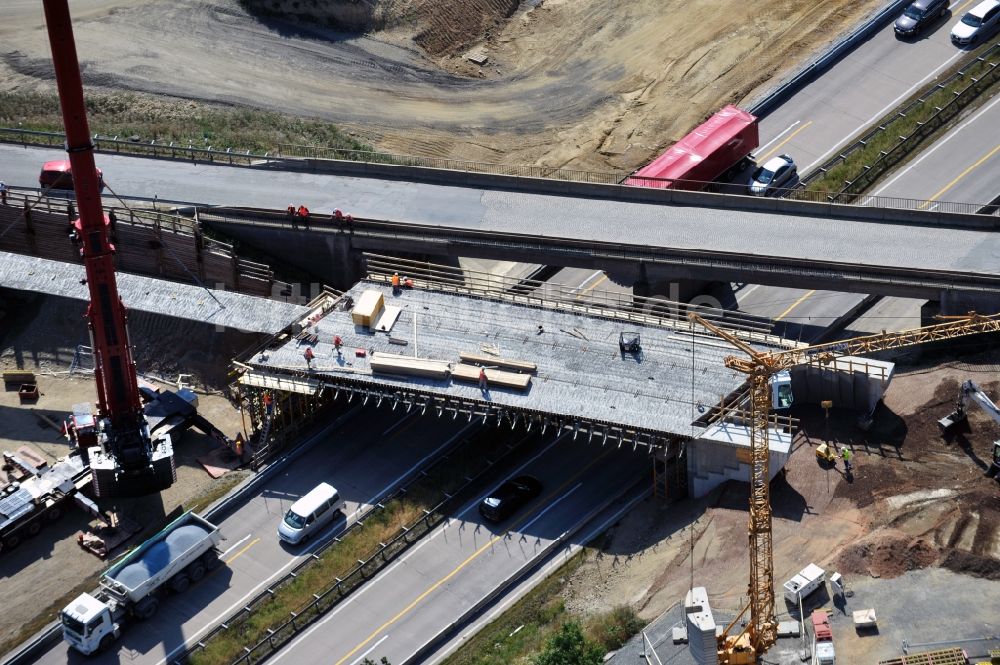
xmin=370 ymin=352 xmax=450 ymax=379
xmin=451 ymin=363 xmax=531 ymax=390
xmin=458 ymin=353 xmax=537 ymax=373
xmin=3 ymin=371 xmax=35 ymax=385
xmin=878 ymin=647 xmax=969 ymax=665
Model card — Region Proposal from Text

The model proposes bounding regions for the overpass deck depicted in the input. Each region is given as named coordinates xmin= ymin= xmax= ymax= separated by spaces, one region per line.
xmin=242 ymin=280 xmax=779 ymax=445
xmin=0 ymin=251 xmax=308 ymax=334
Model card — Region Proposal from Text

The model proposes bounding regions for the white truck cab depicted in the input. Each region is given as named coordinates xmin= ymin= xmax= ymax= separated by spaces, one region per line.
xmin=61 ymin=593 xmax=120 ymax=655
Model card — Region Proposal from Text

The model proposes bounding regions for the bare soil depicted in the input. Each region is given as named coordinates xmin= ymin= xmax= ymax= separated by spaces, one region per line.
xmin=0 ymin=0 xmax=882 ymax=172
xmin=0 ymin=290 xmax=255 ymax=651
xmin=562 ymin=357 xmax=1000 ymax=622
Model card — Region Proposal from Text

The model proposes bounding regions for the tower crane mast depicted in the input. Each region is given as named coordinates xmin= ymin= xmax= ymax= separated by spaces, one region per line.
xmin=689 ymin=311 xmax=1000 ymax=663
xmin=43 ymin=0 xmax=175 ymax=497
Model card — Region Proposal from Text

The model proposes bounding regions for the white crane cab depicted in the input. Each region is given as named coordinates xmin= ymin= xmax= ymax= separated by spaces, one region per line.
xmin=770 ymin=370 xmax=793 ymax=410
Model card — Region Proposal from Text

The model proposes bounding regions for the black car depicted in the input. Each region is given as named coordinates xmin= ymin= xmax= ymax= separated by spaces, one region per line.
xmin=478 ymin=475 xmax=543 ymax=522
xmin=895 ymin=0 xmax=950 ymax=37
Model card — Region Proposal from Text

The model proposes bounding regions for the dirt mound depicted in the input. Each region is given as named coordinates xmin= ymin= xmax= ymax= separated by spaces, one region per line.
xmin=941 ymin=550 xmax=1000 ymax=580
xmin=239 ymin=0 xmax=519 ymax=54
xmin=836 ymin=533 xmax=938 ymax=579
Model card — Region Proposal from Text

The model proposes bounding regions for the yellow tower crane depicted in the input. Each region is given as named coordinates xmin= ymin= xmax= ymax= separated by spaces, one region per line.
xmin=688 ymin=311 xmax=1000 ymax=664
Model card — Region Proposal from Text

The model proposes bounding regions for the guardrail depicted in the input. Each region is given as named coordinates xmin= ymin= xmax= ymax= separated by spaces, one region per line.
xmin=800 ymin=40 xmax=1000 ymax=198
xmin=0 ymin=128 xmax=274 ymax=166
xmin=403 ymin=478 xmax=652 ymax=665
xmin=174 ymin=426 xmax=540 ymax=665
xmin=0 ymin=404 xmax=364 ymax=665
xmin=746 ymin=0 xmax=911 ymax=117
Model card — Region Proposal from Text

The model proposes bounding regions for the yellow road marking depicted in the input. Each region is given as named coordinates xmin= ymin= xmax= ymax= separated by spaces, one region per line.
xmin=775 ymin=290 xmax=816 ymax=321
xmin=955 ymin=0 xmax=979 ymax=14
xmin=577 ymin=273 xmax=609 ymax=298
xmin=919 ymin=141 xmax=1000 ymax=209
xmin=332 ymin=449 xmax=613 ymax=665
xmin=224 ymin=537 xmax=260 ymax=565
xmin=758 ymin=121 xmax=813 ymax=163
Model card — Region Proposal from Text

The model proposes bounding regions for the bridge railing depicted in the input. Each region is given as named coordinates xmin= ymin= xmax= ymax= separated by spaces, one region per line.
xmin=3 ymin=128 xmax=995 ymax=215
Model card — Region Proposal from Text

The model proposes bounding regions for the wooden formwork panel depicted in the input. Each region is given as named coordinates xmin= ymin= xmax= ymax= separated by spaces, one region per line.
xmin=451 ymin=363 xmax=531 ymax=389
xmin=878 ymin=647 xmax=969 ymax=665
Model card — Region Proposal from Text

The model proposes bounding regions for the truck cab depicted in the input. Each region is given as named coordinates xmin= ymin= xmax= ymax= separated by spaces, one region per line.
xmin=61 ymin=593 xmax=119 ymax=655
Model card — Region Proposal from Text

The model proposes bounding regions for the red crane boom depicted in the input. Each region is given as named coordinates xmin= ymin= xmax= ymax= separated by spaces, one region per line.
xmin=43 ymin=0 xmax=175 ymax=497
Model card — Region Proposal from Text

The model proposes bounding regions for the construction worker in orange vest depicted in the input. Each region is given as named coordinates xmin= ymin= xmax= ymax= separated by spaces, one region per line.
xmin=333 ymin=335 xmax=343 ymax=357
xmin=304 ymin=346 xmax=315 ymax=368
xmin=263 ymin=391 xmax=273 ymax=415
xmin=391 ymin=272 xmax=401 ymax=294
xmin=478 ymin=367 xmax=488 ymax=392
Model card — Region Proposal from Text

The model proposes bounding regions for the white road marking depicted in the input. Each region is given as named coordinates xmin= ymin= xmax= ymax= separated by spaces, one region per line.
xmin=220 ymin=533 xmax=251 ymax=557
xmin=756 ymin=120 xmax=801 ymax=154
xmin=734 ymin=283 xmax=761 ymax=305
xmin=803 ymin=49 xmax=965 ymax=175
xmin=571 ymin=269 xmax=605 ymax=293
xmin=865 ymin=92 xmax=1000 ymax=199
xmin=349 ymin=421 xmax=479 ymax=521
xmin=270 ymin=434 xmax=569 ymax=663
xmin=157 ymin=422 xmax=479 ymax=664
xmin=349 ymin=634 xmax=390 ymax=665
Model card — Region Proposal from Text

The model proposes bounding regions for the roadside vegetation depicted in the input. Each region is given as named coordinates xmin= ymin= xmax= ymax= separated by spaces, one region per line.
xmin=805 ymin=39 xmax=1000 ymax=197
xmin=441 ymin=552 xmax=646 ymax=665
xmin=0 ymin=90 xmax=372 ymax=155
xmin=189 ymin=428 xmax=521 ymax=665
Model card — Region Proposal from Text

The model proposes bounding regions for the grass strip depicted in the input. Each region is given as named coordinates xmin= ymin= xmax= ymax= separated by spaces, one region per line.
xmin=440 ymin=551 xmax=646 ymax=665
xmin=0 ymin=90 xmax=372 ymax=156
xmin=189 ymin=426 xmax=521 ymax=665
xmin=806 ymin=41 xmax=1000 ymax=196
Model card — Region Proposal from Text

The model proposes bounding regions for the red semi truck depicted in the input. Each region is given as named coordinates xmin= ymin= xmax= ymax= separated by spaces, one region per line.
xmin=626 ymin=105 xmax=759 ymax=191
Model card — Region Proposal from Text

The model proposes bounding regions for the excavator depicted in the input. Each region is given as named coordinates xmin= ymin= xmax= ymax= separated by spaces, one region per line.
xmin=938 ymin=380 xmax=1000 ymax=479
xmin=689 ymin=311 xmax=1000 ymax=663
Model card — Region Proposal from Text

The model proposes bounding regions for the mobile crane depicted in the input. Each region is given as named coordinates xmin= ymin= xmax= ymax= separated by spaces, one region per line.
xmin=43 ymin=0 xmax=175 ymax=497
xmin=689 ymin=311 xmax=1000 ymax=663
xmin=938 ymin=379 xmax=1000 ymax=478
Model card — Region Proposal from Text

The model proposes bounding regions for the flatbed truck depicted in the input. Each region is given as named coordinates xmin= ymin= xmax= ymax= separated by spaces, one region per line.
xmin=0 ymin=450 xmax=91 ymax=553
xmin=61 ymin=511 xmax=221 ymax=655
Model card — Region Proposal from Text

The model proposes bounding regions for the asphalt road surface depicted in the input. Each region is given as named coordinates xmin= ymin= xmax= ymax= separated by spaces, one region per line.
xmin=37 ymin=406 xmax=476 ymax=665
xmin=757 ymin=0 xmax=977 ymax=176
xmin=867 ymin=90 xmax=1000 ymax=206
xmin=269 ymin=433 xmax=648 ymax=665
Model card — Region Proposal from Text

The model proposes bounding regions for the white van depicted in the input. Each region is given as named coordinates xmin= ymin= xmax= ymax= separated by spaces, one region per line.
xmin=277 ymin=482 xmax=344 ymax=544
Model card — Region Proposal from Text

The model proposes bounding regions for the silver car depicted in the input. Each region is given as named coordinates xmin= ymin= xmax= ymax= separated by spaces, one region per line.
xmin=951 ymin=0 xmax=1000 ymax=44
xmin=747 ymin=154 xmax=797 ymax=197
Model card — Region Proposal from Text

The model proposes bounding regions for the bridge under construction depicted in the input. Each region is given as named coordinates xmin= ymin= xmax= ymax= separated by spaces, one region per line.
xmin=233 ymin=261 xmax=894 ymax=497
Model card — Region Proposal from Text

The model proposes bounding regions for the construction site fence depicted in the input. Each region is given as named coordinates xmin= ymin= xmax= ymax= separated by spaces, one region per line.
xmin=4 ymin=129 xmax=997 ymax=217
xmin=0 ymin=189 xmax=288 ymax=298
xmin=174 ymin=422 xmax=535 ymax=665
xmin=799 ymin=40 xmax=1000 ymax=200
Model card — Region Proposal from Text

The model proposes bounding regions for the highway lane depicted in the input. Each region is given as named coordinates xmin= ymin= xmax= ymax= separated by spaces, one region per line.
xmin=868 ymin=90 xmax=1000 ymax=206
xmin=38 ymin=406 xmax=476 ymax=665
xmin=269 ymin=434 xmax=648 ymax=665
xmin=757 ymin=0 xmax=972 ymax=174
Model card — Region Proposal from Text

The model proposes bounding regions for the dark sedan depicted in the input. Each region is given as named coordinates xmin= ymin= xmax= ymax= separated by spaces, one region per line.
xmin=478 ymin=475 xmax=543 ymax=522
xmin=895 ymin=0 xmax=949 ymax=37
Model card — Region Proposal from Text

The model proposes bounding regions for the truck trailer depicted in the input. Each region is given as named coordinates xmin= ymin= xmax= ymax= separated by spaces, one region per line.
xmin=811 ymin=610 xmax=836 ymax=664
xmin=61 ymin=511 xmax=221 ymax=655
xmin=0 ymin=450 xmax=91 ymax=553
xmin=625 ymin=105 xmax=759 ymax=190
